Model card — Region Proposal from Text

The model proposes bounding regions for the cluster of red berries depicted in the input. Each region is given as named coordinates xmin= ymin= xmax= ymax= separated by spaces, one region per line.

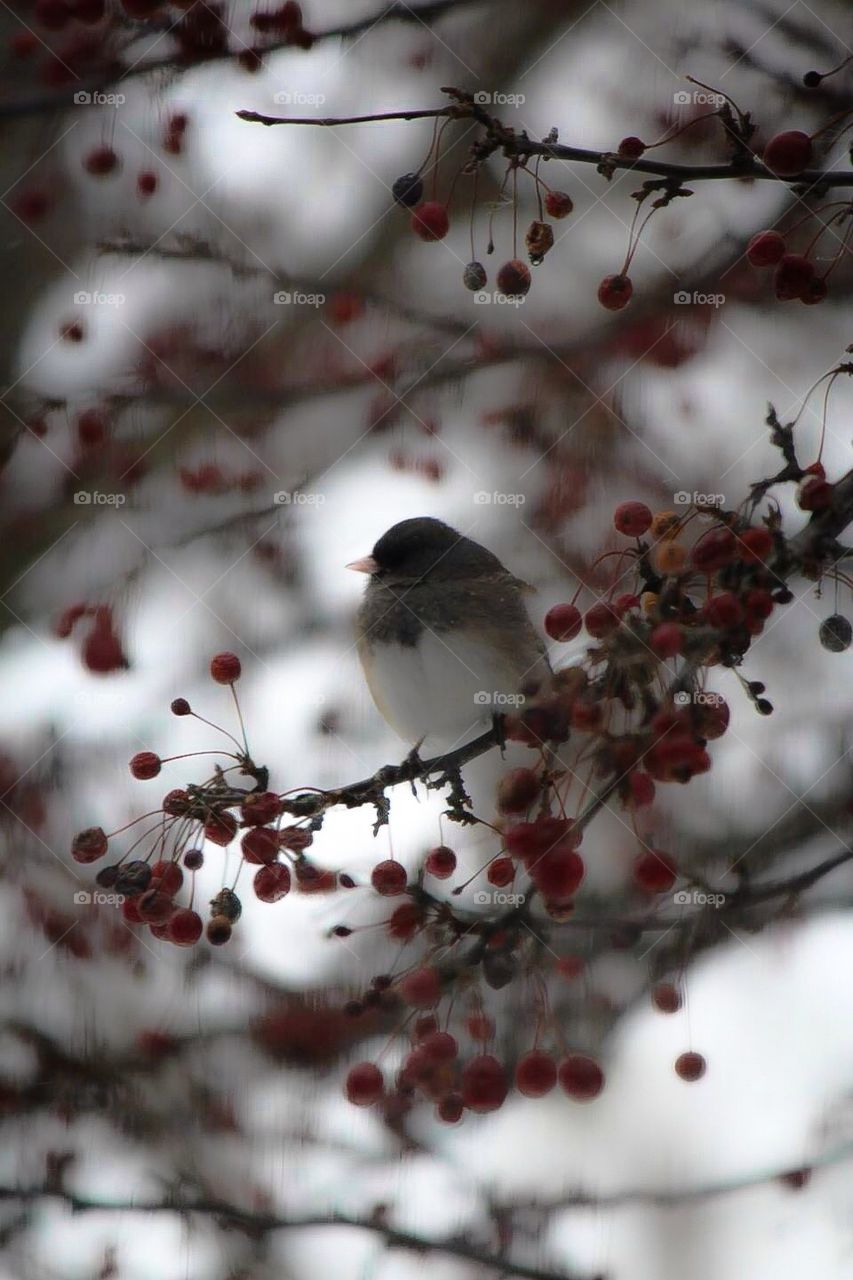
xmin=69 ymin=653 xmax=338 ymax=946
xmin=746 ymin=228 xmax=831 ymax=304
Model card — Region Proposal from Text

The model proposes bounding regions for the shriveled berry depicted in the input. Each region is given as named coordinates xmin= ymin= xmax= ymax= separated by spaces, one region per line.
xmin=210 ymin=887 xmax=242 ymax=922
xmin=496 ymin=259 xmax=531 ymax=298
xmin=819 ymin=614 xmax=852 ymax=652
xmin=183 ymin=848 xmax=204 ymax=871
xmin=463 ymin=261 xmax=487 ymax=291
xmin=71 ymin=826 xmax=108 ymax=863
xmin=115 ymin=860 xmax=152 ymax=896
xmin=392 ymin=172 xmax=423 ymax=207
xmin=210 ymin=651 xmax=241 ymax=683
xmin=598 ymin=274 xmax=632 ymax=310
xmin=162 ymin=788 xmax=190 ymax=816
xmin=410 ymin=202 xmax=449 ymax=241
xmin=150 ymin=860 xmax=183 ymax=895
xmin=130 ymin=751 xmax=161 ymax=780
xmin=241 ymin=827 xmax=279 ymax=865
xmin=545 ymin=603 xmax=582 ymax=642
xmin=345 ymin=1060 xmax=383 ymax=1104
xmin=254 ymin=863 xmax=291 ymax=902
xmin=525 ymin=220 xmax=554 ymax=265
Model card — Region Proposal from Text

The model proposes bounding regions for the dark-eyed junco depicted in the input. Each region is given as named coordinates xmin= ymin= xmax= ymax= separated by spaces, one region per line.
xmin=348 ymin=517 xmax=551 ymax=749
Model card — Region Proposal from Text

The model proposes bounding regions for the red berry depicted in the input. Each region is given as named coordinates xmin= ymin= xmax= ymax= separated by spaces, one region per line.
xmin=633 ymin=849 xmax=677 ymax=893
xmin=675 ymin=1050 xmax=706 ymax=1081
xmin=122 ymin=897 xmax=144 ymax=924
xmin=496 ymin=259 xmax=531 ymax=298
xmin=83 ymin=146 xmax=120 ymax=177
xmin=11 ymin=189 xmax=52 ymax=223
xmin=424 ymin=845 xmax=456 ymax=879
xmin=421 ymin=1030 xmax=457 ymax=1061
xmin=690 ymin=528 xmax=735 ymax=572
xmin=137 ymin=170 xmax=158 ymax=198
xmin=530 ymin=848 xmax=584 ymax=902
xmin=618 ymin=135 xmax=645 ymax=159
xmin=137 ymin=889 xmax=174 ymax=925
xmin=76 ymin=408 xmax=107 ymax=447
xmin=183 ymin=848 xmax=204 ymax=871
xmin=345 ymin=1061 xmax=383 ymax=1105
xmin=774 ymin=253 xmax=814 ymax=301
xmin=241 ymin=827 xmax=279 ymax=865
xmin=746 ymin=230 xmax=785 ymax=267
xmin=558 ymin=1053 xmax=604 ymax=1100
xmin=800 ymin=277 xmax=828 ymax=305
xmin=206 ymin=915 xmax=232 ymax=946
xmin=387 ymin=902 xmax=422 ymax=940
xmin=413 ymin=1015 xmax=438 ymax=1040
xmin=516 ymin=1049 xmax=557 ymax=1097
xmin=162 ymin=789 xmax=190 ymax=816
xmin=505 ymin=816 xmax=580 ymax=860
xmin=371 ymin=859 xmax=408 ymax=896
xmin=71 ymin=826 xmax=108 ymax=863
xmin=544 ymin=603 xmax=582 ymax=642
xmin=763 ymin=130 xmax=812 ymax=176
xmin=544 ymin=190 xmax=573 ymax=219
xmin=598 ymin=274 xmax=633 ymax=310
xmin=410 ymin=202 xmax=449 ymax=241
xmin=487 ymin=857 xmax=515 ymax=887
xmin=650 ymin=623 xmax=682 ymax=658
xmin=168 ymin=908 xmax=203 ymax=946
xmin=210 ymin=651 xmax=241 ymax=683
xmin=738 ymin=527 xmax=772 ymax=561
xmin=626 ymin=771 xmax=655 ymax=807
xmin=461 ymin=1054 xmax=508 ymax=1112
xmin=652 ymin=982 xmax=682 ymax=1013
xmin=585 ymin=602 xmax=620 ymax=638
xmin=151 ymin=860 xmax=183 ymax=895
xmin=204 ymin=812 xmax=237 ymax=846
xmin=254 ymin=863 xmax=291 ymax=902
xmin=399 ymin=965 xmax=441 ymax=1008
xmin=170 ymin=697 xmax=191 ymax=715
xmin=614 ymin=500 xmax=652 ymax=536
xmin=129 ymin=751 xmax=161 ymax=780
xmin=496 ymin=767 xmax=541 ymax=814
xmin=61 ymin=320 xmax=85 ymax=342
xmin=706 ymin=592 xmax=744 ymax=629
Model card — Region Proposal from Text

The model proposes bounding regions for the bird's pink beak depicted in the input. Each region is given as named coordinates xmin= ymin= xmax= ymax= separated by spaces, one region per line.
xmin=346 ymin=555 xmax=379 ymax=574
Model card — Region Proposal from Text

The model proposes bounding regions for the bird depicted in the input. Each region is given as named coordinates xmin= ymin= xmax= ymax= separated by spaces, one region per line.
xmin=348 ymin=517 xmax=551 ymax=750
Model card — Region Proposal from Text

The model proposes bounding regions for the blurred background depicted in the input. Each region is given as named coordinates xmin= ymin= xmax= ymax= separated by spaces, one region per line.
xmin=1 ymin=0 xmax=853 ymax=1277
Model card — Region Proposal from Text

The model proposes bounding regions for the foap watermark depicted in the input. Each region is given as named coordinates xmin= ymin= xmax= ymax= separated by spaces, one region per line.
xmin=73 ymin=90 xmax=126 ymax=107
xmin=274 ymin=290 xmax=325 ymax=307
xmin=73 ymin=290 xmax=126 ymax=307
xmin=674 ymin=290 xmax=725 ymax=307
xmin=273 ymin=90 xmax=326 ymax=106
xmin=274 ymin=490 xmax=325 ymax=506
xmin=473 ymin=490 xmax=525 ymax=506
xmin=674 ymin=490 xmax=725 ymax=507
xmin=673 ymin=89 xmax=725 ymax=107
xmin=474 ymin=690 xmax=525 ymax=708
xmin=74 ymin=890 xmax=125 ymax=906
xmin=673 ymin=690 xmax=726 ymax=708
xmin=472 ymin=290 xmax=526 ymax=307
xmin=674 ymin=889 xmax=726 ymax=908
xmin=73 ymin=491 xmax=126 ymax=506
xmin=473 ymin=890 xmax=526 ymax=906
xmin=473 ymin=91 xmax=525 ymax=107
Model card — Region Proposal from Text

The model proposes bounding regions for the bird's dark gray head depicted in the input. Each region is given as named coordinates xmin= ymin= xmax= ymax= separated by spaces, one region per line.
xmin=369 ymin=517 xmax=508 ymax=582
